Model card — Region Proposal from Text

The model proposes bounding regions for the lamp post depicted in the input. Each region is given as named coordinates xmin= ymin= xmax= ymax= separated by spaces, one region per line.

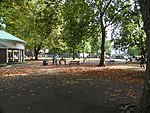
xmin=0 ymin=17 xmax=6 ymax=30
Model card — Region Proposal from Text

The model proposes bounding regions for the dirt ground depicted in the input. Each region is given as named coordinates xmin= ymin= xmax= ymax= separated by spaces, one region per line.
xmin=0 ymin=61 xmax=145 ymax=113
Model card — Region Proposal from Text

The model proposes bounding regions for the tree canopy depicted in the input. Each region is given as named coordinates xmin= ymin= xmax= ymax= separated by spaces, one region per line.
xmin=0 ymin=0 xmax=143 ymax=61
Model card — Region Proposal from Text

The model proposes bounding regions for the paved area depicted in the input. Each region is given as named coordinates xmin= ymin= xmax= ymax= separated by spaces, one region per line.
xmin=0 ymin=61 xmax=144 ymax=113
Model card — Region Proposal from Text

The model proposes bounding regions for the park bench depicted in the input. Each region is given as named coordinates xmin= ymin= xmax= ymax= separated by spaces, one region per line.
xmin=59 ymin=58 xmax=66 ymax=65
xmin=69 ymin=60 xmax=80 ymax=65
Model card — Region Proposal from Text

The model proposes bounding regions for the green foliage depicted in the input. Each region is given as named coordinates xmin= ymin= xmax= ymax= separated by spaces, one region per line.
xmin=105 ymin=40 xmax=111 ymax=55
xmin=128 ymin=46 xmax=141 ymax=56
xmin=61 ymin=0 xmax=94 ymax=54
xmin=1 ymin=0 xmax=144 ymax=61
xmin=0 ymin=0 xmax=62 ymax=59
xmin=112 ymin=1 xmax=146 ymax=55
xmin=85 ymin=0 xmax=133 ymax=66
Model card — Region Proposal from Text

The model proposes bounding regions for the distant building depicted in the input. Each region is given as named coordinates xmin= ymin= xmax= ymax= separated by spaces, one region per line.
xmin=111 ymin=48 xmax=127 ymax=55
xmin=0 ymin=30 xmax=27 ymax=64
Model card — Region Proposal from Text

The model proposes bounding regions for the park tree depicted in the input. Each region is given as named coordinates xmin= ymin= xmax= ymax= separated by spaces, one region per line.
xmin=0 ymin=0 xmax=61 ymax=60
xmin=112 ymin=1 xmax=146 ymax=56
xmin=137 ymin=0 xmax=150 ymax=113
xmin=61 ymin=0 xmax=93 ymax=59
xmin=46 ymin=27 xmax=66 ymax=55
xmin=21 ymin=0 xmax=62 ymax=60
xmin=27 ymin=0 xmax=61 ymax=60
xmin=88 ymin=33 xmax=111 ymax=57
xmin=86 ymin=0 xmax=133 ymax=66
xmin=0 ymin=1 xmax=27 ymax=37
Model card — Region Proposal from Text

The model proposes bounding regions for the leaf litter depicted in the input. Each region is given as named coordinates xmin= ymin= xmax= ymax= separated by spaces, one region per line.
xmin=0 ymin=61 xmax=145 ymax=103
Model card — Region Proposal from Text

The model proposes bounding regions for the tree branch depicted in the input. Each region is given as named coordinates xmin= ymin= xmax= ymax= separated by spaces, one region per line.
xmin=102 ymin=0 xmax=112 ymax=15
xmin=105 ymin=2 xmax=136 ymax=28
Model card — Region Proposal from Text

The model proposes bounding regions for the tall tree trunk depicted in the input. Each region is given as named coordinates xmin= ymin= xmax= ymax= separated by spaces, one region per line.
xmin=82 ymin=41 xmax=85 ymax=58
xmin=34 ymin=50 xmax=39 ymax=60
xmin=141 ymin=46 xmax=146 ymax=56
xmin=88 ymin=53 xmax=91 ymax=58
xmin=140 ymin=33 xmax=146 ymax=56
xmin=34 ymin=45 xmax=41 ymax=60
xmin=137 ymin=0 xmax=150 ymax=113
xmin=98 ymin=15 xmax=106 ymax=67
xmin=73 ymin=48 xmax=75 ymax=60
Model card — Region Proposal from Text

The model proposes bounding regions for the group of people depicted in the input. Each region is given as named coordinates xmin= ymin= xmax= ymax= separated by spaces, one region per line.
xmin=126 ymin=55 xmax=146 ymax=68
xmin=52 ymin=54 xmax=59 ymax=65
xmin=50 ymin=54 xmax=146 ymax=68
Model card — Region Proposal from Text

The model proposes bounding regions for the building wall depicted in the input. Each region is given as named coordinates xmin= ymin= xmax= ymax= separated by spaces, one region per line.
xmin=0 ymin=40 xmax=25 ymax=49
xmin=0 ymin=48 xmax=7 ymax=63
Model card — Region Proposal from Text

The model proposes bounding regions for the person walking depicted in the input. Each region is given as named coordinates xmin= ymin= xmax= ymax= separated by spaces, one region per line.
xmin=52 ymin=55 xmax=55 ymax=64
xmin=140 ymin=55 xmax=145 ymax=68
xmin=55 ymin=54 xmax=59 ymax=65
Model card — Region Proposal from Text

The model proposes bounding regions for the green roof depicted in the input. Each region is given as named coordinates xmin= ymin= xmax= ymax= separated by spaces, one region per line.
xmin=0 ymin=30 xmax=27 ymax=44
xmin=0 ymin=42 xmax=7 ymax=47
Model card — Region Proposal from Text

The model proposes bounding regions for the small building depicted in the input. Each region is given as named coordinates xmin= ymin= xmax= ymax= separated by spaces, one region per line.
xmin=0 ymin=30 xmax=27 ymax=64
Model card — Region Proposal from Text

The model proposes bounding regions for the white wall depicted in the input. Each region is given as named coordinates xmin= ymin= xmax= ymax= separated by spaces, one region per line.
xmin=0 ymin=40 xmax=25 ymax=49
